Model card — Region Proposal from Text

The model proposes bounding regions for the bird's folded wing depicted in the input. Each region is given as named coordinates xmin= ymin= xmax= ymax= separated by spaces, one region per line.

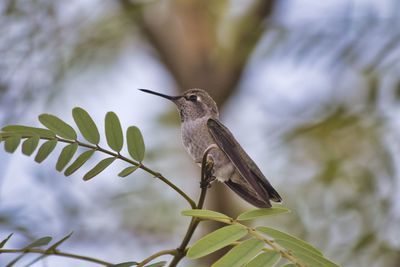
xmin=207 ymin=118 xmax=270 ymax=201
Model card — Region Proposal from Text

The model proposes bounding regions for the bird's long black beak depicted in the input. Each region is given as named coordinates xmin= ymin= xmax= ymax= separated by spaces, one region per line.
xmin=138 ymin=89 xmax=182 ymax=101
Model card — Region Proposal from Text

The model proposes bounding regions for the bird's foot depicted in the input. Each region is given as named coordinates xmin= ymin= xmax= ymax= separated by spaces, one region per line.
xmin=200 ymin=175 xmax=215 ymax=189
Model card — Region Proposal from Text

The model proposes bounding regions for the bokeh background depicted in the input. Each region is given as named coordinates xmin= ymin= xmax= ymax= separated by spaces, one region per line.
xmin=1 ymin=0 xmax=400 ymax=266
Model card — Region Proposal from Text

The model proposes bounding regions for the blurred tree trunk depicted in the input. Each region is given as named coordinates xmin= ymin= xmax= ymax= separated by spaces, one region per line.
xmin=118 ymin=0 xmax=275 ymax=105
xmin=118 ymin=0 xmax=276 ymax=262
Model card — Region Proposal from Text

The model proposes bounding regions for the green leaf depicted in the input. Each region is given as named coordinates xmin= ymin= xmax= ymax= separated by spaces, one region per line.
xmin=144 ymin=261 xmax=167 ymax=267
xmin=187 ymin=224 xmax=248 ymax=259
xmin=22 ymin=136 xmax=40 ymax=156
xmin=0 ymin=233 xmax=13 ymax=248
xmin=281 ymin=264 xmax=297 ymax=267
xmin=83 ymin=157 xmax=116 ymax=181
xmin=34 ymin=140 xmax=57 ymax=163
xmin=64 ymin=150 xmax=95 ymax=176
xmin=2 ymin=125 xmax=55 ymax=138
xmin=237 ymin=207 xmax=290 ymax=221
xmin=39 ymin=114 xmax=77 ymax=140
xmin=256 ymin=227 xmax=323 ymax=256
xmin=118 ymin=166 xmax=139 ymax=177
xmin=182 ymin=209 xmax=232 ymax=222
xmin=212 ymin=238 xmax=264 ymax=267
xmin=56 ymin=143 xmax=78 ymax=171
xmin=105 ymin=112 xmax=123 ymax=152
xmin=24 ymin=233 xmax=74 ymax=266
xmin=110 ymin=262 xmax=138 ymax=267
xmin=126 ymin=126 xmax=145 ymax=162
xmin=273 ymin=239 xmax=339 ymax=267
xmin=244 ymin=251 xmax=281 ymax=267
xmin=72 ymin=107 xmax=100 ymax=144
xmin=47 ymin=232 xmax=73 ymax=250
xmin=4 ymin=135 xmax=21 ymax=153
xmin=24 ymin=236 xmax=52 ymax=249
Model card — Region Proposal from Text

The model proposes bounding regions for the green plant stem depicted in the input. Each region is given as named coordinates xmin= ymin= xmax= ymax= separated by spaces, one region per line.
xmin=168 ymin=147 xmax=214 ymax=267
xmin=137 ymin=249 xmax=177 ymax=266
xmin=0 ymin=248 xmax=116 ymax=266
xmin=2 ymin=134 xmax=197 ymax=209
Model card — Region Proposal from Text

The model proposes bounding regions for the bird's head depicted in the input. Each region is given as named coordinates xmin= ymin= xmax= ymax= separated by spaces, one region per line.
xmin=139 ymin=88 xmax=219 ymax=121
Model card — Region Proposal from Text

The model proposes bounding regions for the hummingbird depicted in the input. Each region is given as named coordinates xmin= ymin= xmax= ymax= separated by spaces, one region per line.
xmin=139 ymin=88 xmax=282 ymax=208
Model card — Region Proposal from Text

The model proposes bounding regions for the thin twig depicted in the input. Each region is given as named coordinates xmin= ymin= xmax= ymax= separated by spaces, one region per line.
xmin=137 ymin=249 xmax=176 ymax=267
xmin=0 ymin=248 xmax=117 ymax=266
xmin=168 ymin=146 xmax=216 ymax=267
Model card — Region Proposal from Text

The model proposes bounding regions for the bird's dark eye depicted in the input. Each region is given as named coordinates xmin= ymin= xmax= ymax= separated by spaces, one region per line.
xmin=187 ymin=95 xmax=197 ymax=102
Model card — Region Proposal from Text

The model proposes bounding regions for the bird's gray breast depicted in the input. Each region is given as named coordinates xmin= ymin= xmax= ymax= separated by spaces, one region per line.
xmin=181 ymin=118 xmax=235 ymax=182
xmin=181 ymin=118 xmax=213 ymax=162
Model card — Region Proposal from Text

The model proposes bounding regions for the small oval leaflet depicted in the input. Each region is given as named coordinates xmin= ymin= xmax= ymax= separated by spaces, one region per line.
xmin=273 ymin=239 xmax=338 ymax=267
xmin=118 ymin=166 xmax=139 ymax=177
xmin=72 ymin=107 xmax=100 ymax=144
xmin=24 ymin=236 xmax=53 ymax=249
xmin=83 ymin=157 xmax=116 ymax=181
xmin=181 ymin=209 xmax=232 ymax=222
xmin=237 ymin=207 xmax=290 ymax=221
xmin=39 ymin=114 xmax=77 ymax=140
xmin=126 ymin=126 xmax=145 ymax=162
xmin=0 ymin=233 xmax=13 ymax=248
xmin=105 ymin=112 xmax=123 ymax=152
xmin=256 ymin=226 xmax=322 ymax=256
xmin=64 ymin=150 xmax=95 ymax=176
xmin=4 ymin=135 xmax=21 ymax=153
xmin=2 ymin=125 xmax=55 ymax=138
xmin=244 ymin=251 xmax=281 ymax=267
xmin=187 ymin=224 xmax=248 ymax=259
xmin=56 ymin=143 xmax=78 ymax=172
xmin=47 ymin=232 xmax=73 ymax=250
xmin=211 ymin=238 xmax=264 ymax=267
xmin=22 ymin=136 xmax=40 ymax=156
xmin=35 ymin=140 xmax=57 ymax=163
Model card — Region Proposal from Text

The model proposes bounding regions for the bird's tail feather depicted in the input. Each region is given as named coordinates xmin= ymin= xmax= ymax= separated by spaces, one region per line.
xmin=225 ymin=180 xmax=272 ymax=208
xmin=256 ymin=174 xmax=282 ymax=203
